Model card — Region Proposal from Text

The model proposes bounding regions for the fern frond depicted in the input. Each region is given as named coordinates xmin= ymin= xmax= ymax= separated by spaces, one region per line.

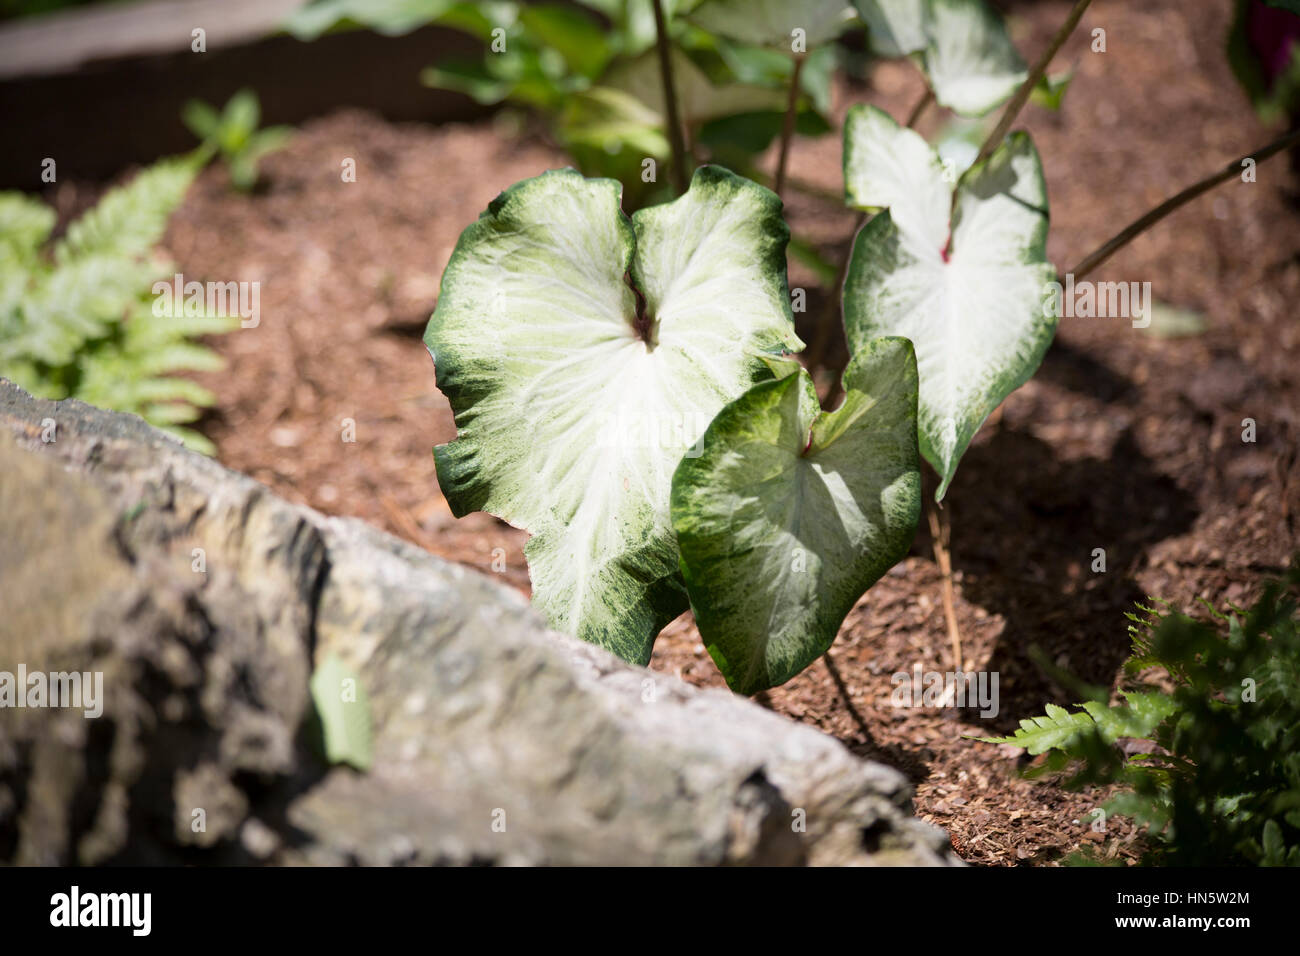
xmin=6 ymin=254 xmax=158 ymax=366
xmin=0 ymin=155 xmax=231 ymax=455
xmin=54 ymin=158 xmax=198 ymax=264
xmin=157 ymin=423 xmax=217 ymax=456
xmin=0 ymin=192 xmax=56 ymax=257
xmin=976 ymin=702 xmax=1100 ymax=754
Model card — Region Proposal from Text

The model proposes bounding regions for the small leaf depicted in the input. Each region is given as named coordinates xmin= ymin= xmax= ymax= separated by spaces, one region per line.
xmin=1138 ymin=301 xmax=1207 ymax=339
xmin=221 ymin=89 xmax=261 ymax=146
xmin=853 ymin=0 xmax=928 ymax=57
xmin=1031 ymin=70 xmax=1074 ymax=111
xmin=855 ymin=0 xmax=1025 ymax=116
xmin=843 ymin=104 xmax=1056 ymax=499
xmin=559 ymin=86 xmax=671 ymax=158
xmin=689 ymin=0 xmax=858 ymax=48
xmin=671 ymin=337 xmax=920 ymax=694
xmin=421 ymin=59 xmax=515 ymax=104
xmin=247 ymin=126 xmax=294 ymax=160
xmin=923 ymin=0 xmax=1026 ymax=116
xmin=181 ymin=99 xmax=222 ymax=142
xmin=604 ymin=46 xmax=787 ymax=130
xmin=518 ymin=4 xmax=612 ymax=79
xmin=1261 ymin=819 xmax=1284 ymax=863
xmin=286 ymin=0 xmax=458 ymax=39
xmin=309 ymin=654 xmax=373 ymax=771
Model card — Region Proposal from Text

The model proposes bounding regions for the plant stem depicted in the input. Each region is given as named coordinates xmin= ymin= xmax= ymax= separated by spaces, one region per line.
xmin=974 ymin=0 xmax=1093 ymax=168
xmin=807 ymin=210 xmax=863 ymax=400
xmin=651 ymin=0 xmax=688 ymax=195
xmin=1069 ymin=126 xmax=1300 ymax=281
xmin=905 ymin=88 xmax=934 ymax=129
xmin=927 ymin=497 xmax=963 ymax=672
xmin=774 ymin=54 xmax=806 ymax=200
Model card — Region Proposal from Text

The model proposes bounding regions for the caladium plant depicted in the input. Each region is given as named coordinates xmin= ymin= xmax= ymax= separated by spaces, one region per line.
xmin=418 ymin=0 xmax=1266 ymax=697
xmin=425 ymin=165 xmax=802 ymax=666
xmin=671 ymin=336 xmax=920 ymax=694
xmin=841 ymin=104 xmax=1057 ymax=499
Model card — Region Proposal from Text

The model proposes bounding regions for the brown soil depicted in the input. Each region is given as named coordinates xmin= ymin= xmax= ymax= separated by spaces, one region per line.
xmin=96 ymin=0 xmax=1299 ymax=864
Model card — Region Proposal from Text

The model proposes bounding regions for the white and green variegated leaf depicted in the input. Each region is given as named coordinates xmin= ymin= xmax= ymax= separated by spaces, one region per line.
xmin=923 ymin=0 xmax=1026 ymax=116
xmin=426 ymin=165 xmax=802 ymax=665
xmin=853 ymin=0 xmax=928 ymax=57
xmin=842 ymin=103 xmax=950 ymax=248
xmin=843 ymin=104 xmax=1056 ymax=500
xmin=671 ymin=337 xmax=920 ymax=694
xmin=688 ymin=0 xmax=857 ymax=48
xmin=853 ymin=0 xmax=1025 ymax=117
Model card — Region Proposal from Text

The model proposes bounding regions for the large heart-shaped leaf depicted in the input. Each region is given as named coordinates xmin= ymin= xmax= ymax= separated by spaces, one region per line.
xmin=853 ymin=0 xmax=1026 ymax=116
xmin=671 ymin=337 xmax=920 ymax=694
xmin=688 ymin=0 xmax=858 ymax=48
xmin=426 ymin=166 xmax=802 ymax=664
xmin=842 ymin=105 xmax=1056 ymax=500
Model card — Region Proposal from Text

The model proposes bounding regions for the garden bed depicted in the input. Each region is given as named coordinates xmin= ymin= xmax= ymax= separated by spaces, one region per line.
xmin=46 ymin=0 xmax=1298 ymax=865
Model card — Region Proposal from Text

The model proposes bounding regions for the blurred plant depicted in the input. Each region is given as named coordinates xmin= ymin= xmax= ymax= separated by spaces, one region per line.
xmin=0 ymin=0 xmax=115 ymax=21
xmin=0 ymin=156 xmax=237 ymax=453
xmin=182 ymin=89 xmax=292 ymax=192
xmin=287 ymin=0 xmax=833 ymax=205
xmin=979 ymin=562 xmax=1300 ymax=866
xmin=1229 ymin=0 xmax=1300 ymax=136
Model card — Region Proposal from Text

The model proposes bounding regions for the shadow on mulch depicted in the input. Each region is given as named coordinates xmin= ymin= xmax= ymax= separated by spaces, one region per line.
xmin=947 ymin=356 xmax=1199 ymax=730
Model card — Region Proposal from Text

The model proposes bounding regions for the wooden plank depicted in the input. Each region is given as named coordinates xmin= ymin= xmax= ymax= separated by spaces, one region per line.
xmin=0 ymin=0 xmax=307 ymax=80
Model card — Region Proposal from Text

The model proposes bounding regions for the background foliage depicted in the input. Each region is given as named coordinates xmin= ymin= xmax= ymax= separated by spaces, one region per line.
xmin=0 ymin=156 xmax=236 ymax=452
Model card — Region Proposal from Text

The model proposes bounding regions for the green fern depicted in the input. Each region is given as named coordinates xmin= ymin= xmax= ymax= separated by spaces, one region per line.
xmin=987 ymin=702 xmax=1101 ymax=755
xmin=979 ymin=561 xmax=1300 ymax=866
xmin=0 ymin=155 xmax=237 ymax=453
xmin=54 ymin=157 xmax=197 ymax=262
